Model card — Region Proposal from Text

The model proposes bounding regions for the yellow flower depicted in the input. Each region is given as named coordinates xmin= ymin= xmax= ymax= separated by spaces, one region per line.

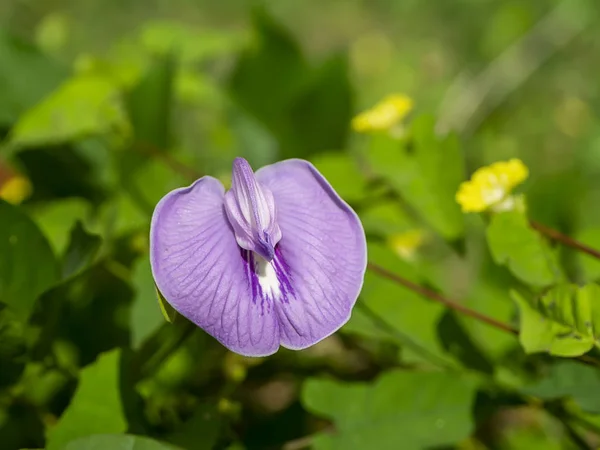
xmin=388 ymin=229 xmax=426 ymax=261
xmin=0 ymin=175 xmax=33 ymax=205
xmin=352 ymin=94 xmax=413 ymax=134
xmin=456 ymin=159 xmax=528 ymax=213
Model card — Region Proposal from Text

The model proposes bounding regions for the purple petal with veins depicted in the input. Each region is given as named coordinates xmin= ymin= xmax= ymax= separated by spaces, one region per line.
xmin=150 ymin=157 xmax=367 ymax=356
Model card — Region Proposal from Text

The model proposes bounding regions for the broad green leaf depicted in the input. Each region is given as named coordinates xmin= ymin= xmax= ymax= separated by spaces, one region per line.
xmin=46 ymin=349 xmax=127 ymax=450
xmin=131 ymin=259 xmax=169 ymax=349
xmin=228 ymin=8 xmax=308 ymax=139
xmin=487 ymin=211 xmax=560 ymax=287
xmin=61 ymin=221 xmax=102 ymax=279
xmin=31 ymin=199 xmax=92 ymax=256
xmin=575 ymin=227 xmax=600 ymax=281
xmin=0 ymin=200 xmax=60 ymax=321
xmin=311 ymin=152 xmax=367 ymax=203
xmin=523 ymin=360 xmax=600 ymax=413
xmin=287 ymin=54 xmax=352 ymax=157
xmin=437 ymin=311 xmax=494 ymax=374
xmin=0 ymin=27 xmax=67 ymax=125
xmin=512 ymin=284 xmax=600 ymax=357
xmin=63 ymin=434 xmax=180 ymax=450
xmin=127 ymin=54 xmax=174 ymax=150
xmin=10 ymin=75 xmax=130 ymax=148
xmin=302 ymin=370 xmax=477 ymax=450
xmin=228 ymin=9 xmax=351 ymax=159
xmin=366 ymin=115 xmax=464 ymax=240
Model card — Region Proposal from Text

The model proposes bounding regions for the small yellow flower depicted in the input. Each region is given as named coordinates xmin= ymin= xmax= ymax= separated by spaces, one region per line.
xmin=456 ymin=159 xmax=528 ymax=213
xmin=388 ymin=229 xmax=426 ymax=261
xmin=0 ymin=175 xmax=33 ymax=205
xmin=352 ymin=94 xmax=413 ymax=134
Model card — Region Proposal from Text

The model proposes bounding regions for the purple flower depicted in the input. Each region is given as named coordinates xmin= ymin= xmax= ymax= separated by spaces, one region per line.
xmin=150 ymin=158 xmax=367 ymax=356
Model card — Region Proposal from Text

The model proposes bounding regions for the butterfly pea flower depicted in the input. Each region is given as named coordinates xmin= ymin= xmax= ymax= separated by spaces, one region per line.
xmin=456 ymin=158 xmax=528 ymax=213
xmin=352 ymin=94 xmax=413 ymax=135
xmin=150 ymin=158 xmax=367 ymax=357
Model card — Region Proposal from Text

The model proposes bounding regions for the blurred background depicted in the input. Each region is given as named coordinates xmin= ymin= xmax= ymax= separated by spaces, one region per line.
xmin=1 ymin=0 xmax=600 ymax=449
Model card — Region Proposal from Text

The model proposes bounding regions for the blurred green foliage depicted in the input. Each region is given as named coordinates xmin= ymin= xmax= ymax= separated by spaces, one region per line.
xmin=2 ymin=0 xmax=600 ymax=449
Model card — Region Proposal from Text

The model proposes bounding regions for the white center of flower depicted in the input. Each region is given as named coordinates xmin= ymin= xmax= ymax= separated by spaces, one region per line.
xmin=254 ymin=254 xmax=281 ymax=300
xmin=482 ymin=174 xmax=506 ymax=206
xmin=482 ymin=186 xmax=505 ymax=205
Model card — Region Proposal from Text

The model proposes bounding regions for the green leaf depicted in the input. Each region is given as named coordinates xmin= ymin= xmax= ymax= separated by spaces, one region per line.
xmin=0 ymin=200 xmax=60 ymax=321
xmin=523 ymin=360 xmax=600 ymax=413
xmin=310 ymin=152 xmax=367 ymax=203
xmin=0 ymin=27 xmax=67 ymax=125
xmin=63 ymin=434 xmax=180 ymax=450
xmin=287 ymin=54 xmax=352 ymax=157
xmin=366 ymin=115 xmax=464 ymax=240
xmin=302 ymin=370 xmax=477 ymax=450
xmin=46 ymin=349 xmax=127 ymax=450
xmin=156 ymin=287 xmax=177 ymax=324
xmin=228 ymin=9 xmax=351 ymax=159
xmin=437 ymin=311 xmax=494 ymax=374
xmin=228 ymin=8 xmax=308 ymax=138
xmin=10 ymin=75 xmax=130 ymax=148
xmin=127 ymin=54 xmax=175 ymax=150
xmin=31 ymin=199 xmax=92 ymax=256
xmin=487 ymin=211 xmax=560 ymax=287
xmin=575 ymin=227 xmax=600 ymax=281
xmin=61 ymin=221 xmax=102 ymax=279
xmin=512 ymin=284 xmax=600 ymax=357
xmin=131 ymin=258 xmax=169 ymax=349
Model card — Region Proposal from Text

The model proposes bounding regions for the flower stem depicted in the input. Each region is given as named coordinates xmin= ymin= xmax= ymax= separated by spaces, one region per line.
xmin=530 ymin=220 xmax=600 ymax=260
xmin=366 ymin=262 xmax=518 ymax=334
xmin=367 ymin=262 xmax=600 ymax=368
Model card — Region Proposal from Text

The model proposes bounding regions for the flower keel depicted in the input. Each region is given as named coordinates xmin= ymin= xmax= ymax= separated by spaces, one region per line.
xmin=224 ymin=157 xmax=282 ymax=262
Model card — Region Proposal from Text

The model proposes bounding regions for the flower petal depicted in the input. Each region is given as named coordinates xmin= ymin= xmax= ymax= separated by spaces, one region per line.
xmin=255 ymin=159 xmax=367 ymax=349
xmin=150 ymin=176 xmax=279 ymax=356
